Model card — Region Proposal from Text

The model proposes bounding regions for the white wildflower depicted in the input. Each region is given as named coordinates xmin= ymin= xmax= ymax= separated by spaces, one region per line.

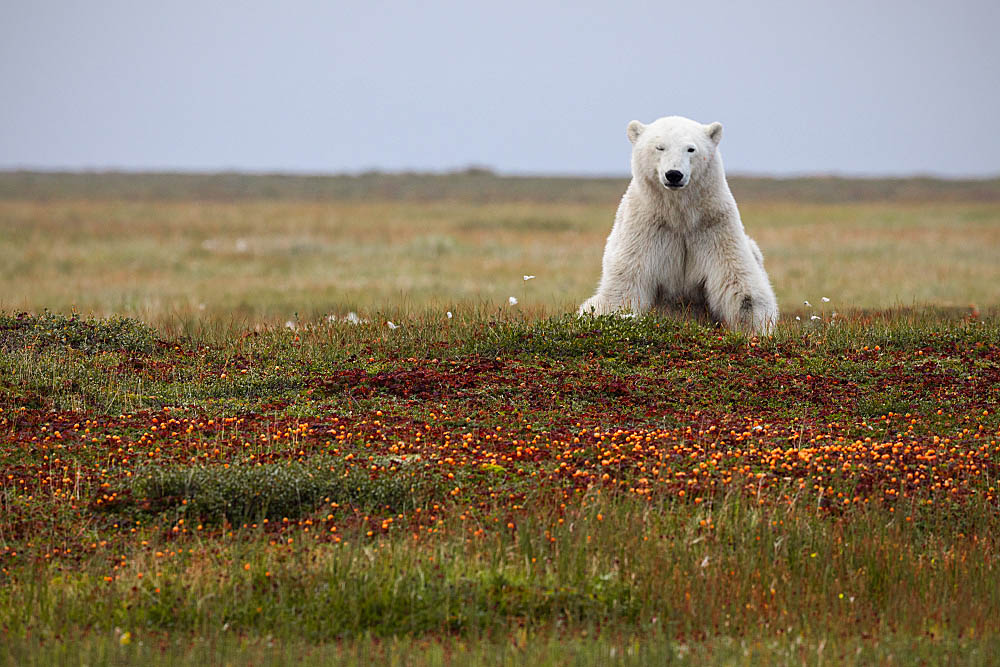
xmin=446 ymin=311 xmax=453 ymax=319
xmin=523 ymin=275 xmax=535 ymax=281
xmin=328 ymin=312 xmax=365 ymax=324
xmin=386 ymin=321 xmax=398 ymax=330
xmin=284 ymin=320 xmax=297 ymax=330
xmin=700 ymin=555 xmax=709 ymax=568
xmin=804 ymin=300 xmax=812 ymax=307
xmin=508 ymin=296 xmax=518 ymax=305
xmin=811 ymin=315 xmax=821 ymax=321
xmin=821 ymin=297 xmax=830 ymax=303
xmin=795 ymin=316 xmax=801 ymax=321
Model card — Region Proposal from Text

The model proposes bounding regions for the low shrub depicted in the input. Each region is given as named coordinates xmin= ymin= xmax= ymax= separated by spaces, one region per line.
xmin=134 ymin=459 xmax=433 ymax=523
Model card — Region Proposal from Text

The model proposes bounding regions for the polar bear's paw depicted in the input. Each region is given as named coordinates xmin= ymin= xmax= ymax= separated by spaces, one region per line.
xmin=735 ymin=293 xmax=778 ymax=336
xmin=578 ymin=297 xmax=639 ymax=318
xmin=578 ymin=297 xmax=611 ymax=316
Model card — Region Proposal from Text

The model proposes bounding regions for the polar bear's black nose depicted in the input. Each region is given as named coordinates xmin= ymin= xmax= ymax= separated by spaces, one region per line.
xmin=665 ymin=170 xmax=684 ymax=184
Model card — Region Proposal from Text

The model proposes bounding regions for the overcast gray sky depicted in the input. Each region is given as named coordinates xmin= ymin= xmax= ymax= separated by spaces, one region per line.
xmin=2 ymin=0 xmax=998 ymax=176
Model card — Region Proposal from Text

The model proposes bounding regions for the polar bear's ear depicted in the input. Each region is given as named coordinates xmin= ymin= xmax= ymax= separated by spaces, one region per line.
xmin=626 ymin=121 xmax=645 ymax=144
xmin=705 ymin=122 xmax=723 ymax=145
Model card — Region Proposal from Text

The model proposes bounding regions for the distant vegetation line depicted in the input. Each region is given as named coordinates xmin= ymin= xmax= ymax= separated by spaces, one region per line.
xmin=1 ymin=169 xmax=999 ymax=203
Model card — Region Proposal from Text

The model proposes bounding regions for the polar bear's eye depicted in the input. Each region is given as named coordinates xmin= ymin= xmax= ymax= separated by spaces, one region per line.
xmin=687 ymin=147 xmax=696 ymax=153
xmin=655 ymin=145 xmax=665 ymax=151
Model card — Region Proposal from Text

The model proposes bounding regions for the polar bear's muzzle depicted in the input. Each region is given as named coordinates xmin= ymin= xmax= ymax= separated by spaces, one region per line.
xmin=663 ymin=169 xmax=688 ymax=189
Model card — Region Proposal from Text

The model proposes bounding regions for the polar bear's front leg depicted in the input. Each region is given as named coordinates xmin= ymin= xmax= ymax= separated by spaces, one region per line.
xmin=700 ymin=231 xmax=779 ymax=335
xmin=578 ymin=263 xmax=657 ymax=317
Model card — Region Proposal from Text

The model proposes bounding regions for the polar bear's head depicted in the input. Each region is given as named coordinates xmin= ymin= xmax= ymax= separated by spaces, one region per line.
xmin=626 ymin=116 xmax=723 ymax=192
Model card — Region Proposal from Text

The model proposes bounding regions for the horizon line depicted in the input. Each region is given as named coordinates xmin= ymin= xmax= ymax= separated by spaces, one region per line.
xmin=2 ymin=166 xmax=1000 ymax=182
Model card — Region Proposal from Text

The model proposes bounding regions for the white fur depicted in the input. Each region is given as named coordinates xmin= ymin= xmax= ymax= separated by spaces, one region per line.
xmin=580 ymin=116 xmax=778 ymax=335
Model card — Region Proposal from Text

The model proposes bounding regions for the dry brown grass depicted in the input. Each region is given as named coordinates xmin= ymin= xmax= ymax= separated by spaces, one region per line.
xmin=2 ymin=179 xmax=998 ymax=327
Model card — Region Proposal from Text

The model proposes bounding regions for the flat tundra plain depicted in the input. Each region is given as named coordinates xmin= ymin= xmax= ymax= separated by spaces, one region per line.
xmin=1 ymin=172 xmax=1000 ymax=665
xmin=2 ymin=172 xmax=999 ymax=324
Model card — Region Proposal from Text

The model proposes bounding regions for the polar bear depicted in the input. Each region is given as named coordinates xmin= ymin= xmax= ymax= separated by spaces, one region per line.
xmin=579 ymin=116 xmax=778 ymax=335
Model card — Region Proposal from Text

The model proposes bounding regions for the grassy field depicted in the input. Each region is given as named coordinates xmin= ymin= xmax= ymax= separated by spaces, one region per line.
xmin=2 ymin=172 xmax=1000 ymax=326
xmin=2 ymin=173 xmax=1000 ymax=664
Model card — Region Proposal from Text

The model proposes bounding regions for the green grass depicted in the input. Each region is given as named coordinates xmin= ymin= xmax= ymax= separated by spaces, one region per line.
xmin=10 ymin=634 xmax=1000 ymax=667
xmin=133 ymin=458 xmax=438 ymax=523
